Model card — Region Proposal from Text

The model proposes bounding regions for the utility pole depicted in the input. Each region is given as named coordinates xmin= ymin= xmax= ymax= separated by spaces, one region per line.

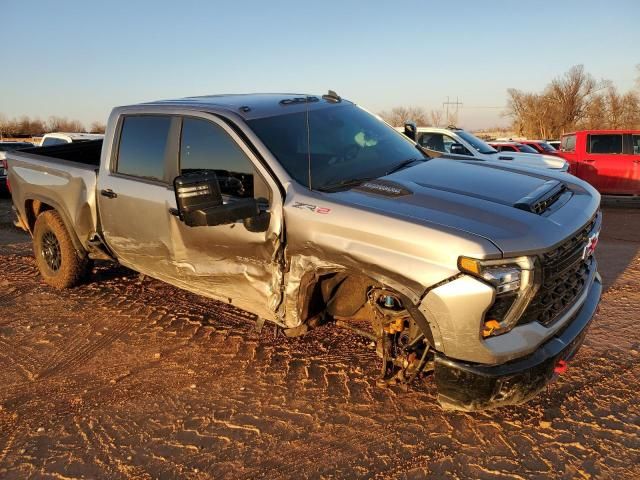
xmin=442 ymin=96 xmax=463 ymax=125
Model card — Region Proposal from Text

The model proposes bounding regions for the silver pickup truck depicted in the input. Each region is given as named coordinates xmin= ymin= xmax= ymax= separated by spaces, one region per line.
xmin=7 ymin=92 xmax=602 ymax=411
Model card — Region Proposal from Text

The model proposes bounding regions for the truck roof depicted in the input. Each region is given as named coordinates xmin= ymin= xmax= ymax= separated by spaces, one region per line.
xmin=140 ymin=93 xmax=352 ymax=120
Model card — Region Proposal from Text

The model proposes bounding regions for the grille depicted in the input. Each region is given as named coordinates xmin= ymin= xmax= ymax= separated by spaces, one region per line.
xmin=518 ymin=216 xmax=597 ymax=327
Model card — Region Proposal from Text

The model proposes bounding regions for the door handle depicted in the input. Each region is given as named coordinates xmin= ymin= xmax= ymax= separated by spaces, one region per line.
xmin=100 ymin=189 xmax=117 ymax=199
xmin=584 ymin=158 xmax=596 ymax=163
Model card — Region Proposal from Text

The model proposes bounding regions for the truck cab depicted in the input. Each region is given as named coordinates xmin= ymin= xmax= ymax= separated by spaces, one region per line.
xmin=560 ymin=130 xmax=640 ymax=196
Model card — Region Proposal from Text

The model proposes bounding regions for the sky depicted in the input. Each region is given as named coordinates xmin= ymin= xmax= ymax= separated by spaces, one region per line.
xmin=1 ymin=0 xmax=639 ymax=130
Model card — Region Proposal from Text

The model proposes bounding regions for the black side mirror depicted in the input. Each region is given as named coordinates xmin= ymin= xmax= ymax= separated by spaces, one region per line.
xmin=450 ymin=143 xmax=468 ymax=155
xmin=174 ymin=171 xmax=259 ymax=227
xmin=403 ymin=121 xmax=417 ymax=141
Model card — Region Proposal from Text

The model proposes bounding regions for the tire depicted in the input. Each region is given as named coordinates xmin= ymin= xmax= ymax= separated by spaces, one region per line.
xmin=33 ymin=210 xmax=90 ymax=289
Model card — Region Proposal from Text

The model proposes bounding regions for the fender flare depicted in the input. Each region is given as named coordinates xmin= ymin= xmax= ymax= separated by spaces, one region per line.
xmin=24 ymin=194 xmax=86 ymax=254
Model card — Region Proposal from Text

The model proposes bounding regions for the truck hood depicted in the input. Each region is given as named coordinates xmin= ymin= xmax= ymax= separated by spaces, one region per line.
xmin=489 ymin=151 xmax=567 ymax=170
xmin=331 ymin=159 xmax=599 ymax=256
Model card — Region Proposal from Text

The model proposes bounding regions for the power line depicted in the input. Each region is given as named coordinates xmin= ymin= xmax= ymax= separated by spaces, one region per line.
xmin=442 ymin=96 xmax=463 ymax=124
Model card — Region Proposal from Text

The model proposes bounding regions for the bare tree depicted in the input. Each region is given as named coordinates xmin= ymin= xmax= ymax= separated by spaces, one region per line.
xmin=506 ymin=65 xmax=638 ymax=138
xmin=428 ymin=109 xmax=444 ymax=127
xmin=545 ymin=65 xmax=604 ymax=135
xmin=47 ymin=116 xmax=85 ymax=133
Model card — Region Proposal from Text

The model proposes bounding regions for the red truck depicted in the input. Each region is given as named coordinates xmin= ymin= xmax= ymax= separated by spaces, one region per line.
xmin=560 ymin=130 xmax=640 ymax=196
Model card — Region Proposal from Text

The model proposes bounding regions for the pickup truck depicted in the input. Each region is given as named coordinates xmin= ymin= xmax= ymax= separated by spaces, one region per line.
xmin=560 ymin=130 xmax=640 ymax=197
xmin=400 ymin=125 xmax=569 ymax=171
xmin=7 ymin=92 xmax=602 ymax=411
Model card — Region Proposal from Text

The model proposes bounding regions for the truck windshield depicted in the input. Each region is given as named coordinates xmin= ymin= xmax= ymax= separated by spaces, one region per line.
xmin=516 ymin=144 xmax=538 ymax=153
xmin=247 ymin=104 xmax=427 ymax=191
xmin=455 ymin=130 xmax=497 ymax=155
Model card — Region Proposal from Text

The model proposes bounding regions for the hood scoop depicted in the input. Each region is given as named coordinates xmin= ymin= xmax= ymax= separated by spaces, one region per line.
xmin=513 ymin=180 xmax=568 ymax=215
xmin=355 ymin=180 xmax=413 ymax=197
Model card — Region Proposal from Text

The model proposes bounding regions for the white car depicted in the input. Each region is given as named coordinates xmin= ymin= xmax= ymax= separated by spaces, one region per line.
xmin=399 ymin=126 xmax=568 ymax=171
xmin=40 ymin=132 xmax=104 ymax=147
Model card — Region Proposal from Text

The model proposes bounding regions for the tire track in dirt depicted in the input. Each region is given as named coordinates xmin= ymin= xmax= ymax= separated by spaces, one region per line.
xmin=0 ymin=206 xmax=639 ymax=478
xmin=36 ymin=315 xmax=138 ymax=381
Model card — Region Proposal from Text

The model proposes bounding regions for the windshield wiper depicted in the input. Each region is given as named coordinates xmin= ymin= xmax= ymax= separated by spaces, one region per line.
xmin=385 ymin=157 xmax=425 ymax=175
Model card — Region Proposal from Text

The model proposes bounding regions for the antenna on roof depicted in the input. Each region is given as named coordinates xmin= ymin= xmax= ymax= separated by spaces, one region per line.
xmin=322 ymin=90 xmax=341 ymax=103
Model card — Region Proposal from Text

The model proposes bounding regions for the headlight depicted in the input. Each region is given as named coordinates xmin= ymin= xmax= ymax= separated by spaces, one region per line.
xmin=458 ymin=256 xmax=537 ymax=338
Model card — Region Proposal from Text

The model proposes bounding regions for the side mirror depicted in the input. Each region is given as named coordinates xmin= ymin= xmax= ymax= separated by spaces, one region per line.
xmin=403 ymin=121 xmax=417 ymax=141
xmin=174 ymin=171 xmax=259 ymax=227
xmin=450 ymin=143 xmax=467 ymax=155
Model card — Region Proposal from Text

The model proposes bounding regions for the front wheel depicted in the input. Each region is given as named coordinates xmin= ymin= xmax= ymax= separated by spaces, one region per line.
xmin=33 ymin=210 xmax=90 ymax=289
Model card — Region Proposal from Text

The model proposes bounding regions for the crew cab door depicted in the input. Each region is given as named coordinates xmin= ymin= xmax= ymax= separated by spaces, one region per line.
xmin=578 ymin=133 xmax=635 ymax=194
xmin=97 ymin=114 xmax=181 ymax=280
xmin=168 ymin=115 xmax=282 ymax=320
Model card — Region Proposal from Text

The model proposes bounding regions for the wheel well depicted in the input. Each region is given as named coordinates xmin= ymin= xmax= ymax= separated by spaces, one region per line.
xmin=298 ymin=270 xmax=435 ymax=347
xmin=24 ymin=199 xmax=85 ymax=254
xmin=25 ymin=199 xmax=53 ymax=232
xmin=298 ymin=271 xmax=377 ymax=322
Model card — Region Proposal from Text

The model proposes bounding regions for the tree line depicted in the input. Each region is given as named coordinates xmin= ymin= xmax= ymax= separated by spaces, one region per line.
xmin=378 ymin=106 xmax=453 ymax=129
xmin=0 ymin=115 xmax=106 ymax=137
xmin=378 ymin=65 xmax=640 ymax=139
xmin=507 ymin=64 xmax=640 ymax=139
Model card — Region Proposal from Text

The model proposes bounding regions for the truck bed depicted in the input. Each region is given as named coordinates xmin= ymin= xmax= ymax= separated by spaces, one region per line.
xmin=7 ymin=141 xmax=102 ymax=248
xmin=20 ymin=140 xmax=103 ymax=166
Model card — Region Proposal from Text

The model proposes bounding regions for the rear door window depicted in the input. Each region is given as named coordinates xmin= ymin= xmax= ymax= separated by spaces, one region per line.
xmin=116 ymin=115 xmax=172 ymax=181
xmin=587 ymin=134 xmax=623 ymax=154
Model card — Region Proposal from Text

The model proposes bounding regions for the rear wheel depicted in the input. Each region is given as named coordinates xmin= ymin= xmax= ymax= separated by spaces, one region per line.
xmin=33 ymin=210 xmax=90 ymax=288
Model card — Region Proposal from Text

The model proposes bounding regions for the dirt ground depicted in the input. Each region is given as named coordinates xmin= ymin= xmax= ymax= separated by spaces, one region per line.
xmin=0 ymin=196 xmax=638 ymax=479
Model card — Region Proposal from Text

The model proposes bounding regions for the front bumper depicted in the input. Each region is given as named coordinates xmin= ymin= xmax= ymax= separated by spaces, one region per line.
xmin=433 ymin=271 xmax=602 ymax=411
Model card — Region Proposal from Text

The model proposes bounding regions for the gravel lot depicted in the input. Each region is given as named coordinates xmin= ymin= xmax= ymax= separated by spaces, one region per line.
xmin=0 ymin=196 xmax=638 ymax=479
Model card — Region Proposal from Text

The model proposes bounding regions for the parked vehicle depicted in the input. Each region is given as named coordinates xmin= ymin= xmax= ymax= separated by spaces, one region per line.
xmin=518 ymin=140 xmax=562 ymax=156
xmin=40 ymin=132 xmax=104 ymax=147
xmin=548 ymin=140 xmax=561 ymax=151
xmin=401 ymin=126 xmax=568 ymax=171
xmin=560 ymin=130 xmax=640 ymax=196
xmin=7 ymin=93 xmax=601 ymax=411
xmin=0 ymin=141 xmax=34 ymax=193
xmin=488 ymin=141 xmax=539 ymax=153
